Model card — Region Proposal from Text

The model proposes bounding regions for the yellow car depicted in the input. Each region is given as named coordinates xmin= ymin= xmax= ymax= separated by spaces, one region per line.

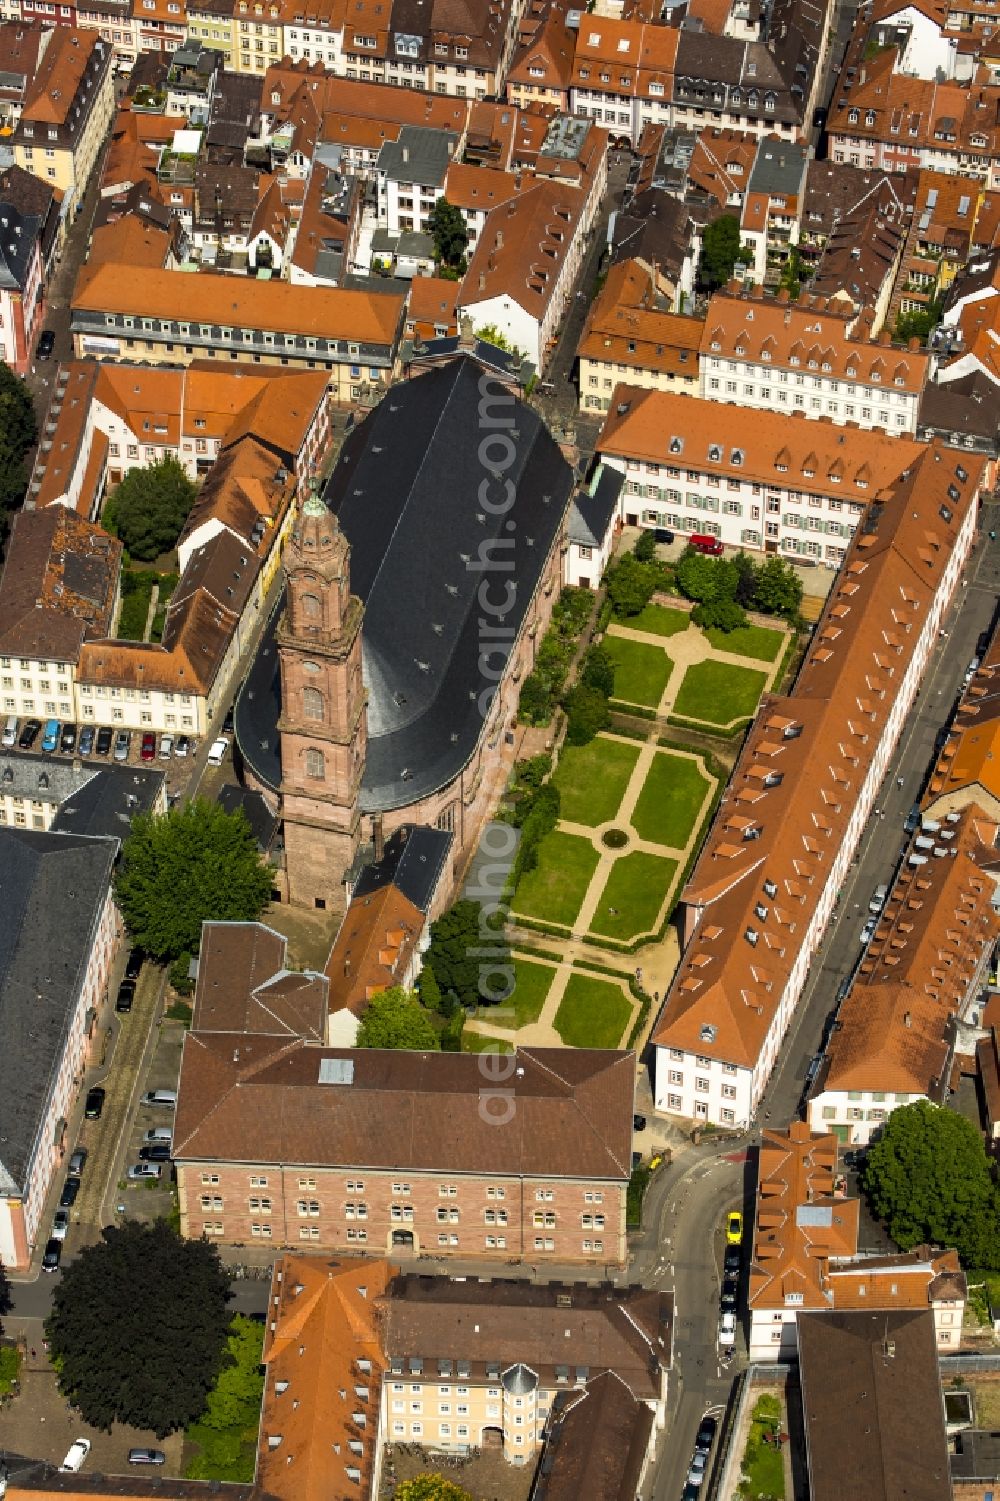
xmin=725 ymin=1210 xmax=743 ymax=1245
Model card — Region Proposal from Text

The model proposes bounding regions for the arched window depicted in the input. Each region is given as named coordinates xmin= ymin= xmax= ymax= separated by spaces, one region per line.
xmin=302 ymin=686 xmax=324 ymax=721
xmin=305 ymin=748 xmax=325 ymax=779
xmin=301 ymin=592 xmax=321 ymax=620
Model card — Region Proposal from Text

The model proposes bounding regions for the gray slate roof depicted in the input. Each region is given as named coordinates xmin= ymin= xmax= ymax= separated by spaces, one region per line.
xmin=0 ymin=828 xmax=118 ymax=1196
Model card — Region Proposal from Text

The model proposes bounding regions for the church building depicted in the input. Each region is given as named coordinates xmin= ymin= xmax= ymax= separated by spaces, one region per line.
xmin=235 ymin=356 xmax=575 ymax=909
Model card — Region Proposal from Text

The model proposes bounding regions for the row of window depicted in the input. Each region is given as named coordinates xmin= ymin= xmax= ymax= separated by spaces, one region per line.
xmin=664 ymin=1093 xmax=736 ymax=1124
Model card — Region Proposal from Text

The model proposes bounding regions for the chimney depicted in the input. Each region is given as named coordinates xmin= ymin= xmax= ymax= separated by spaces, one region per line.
xmin=479 ymin=271 xmax=486 ymax=292
xmin=402 ymin=145 xmax=409 ymax=163
xmin=903 ymin=1011 xmax=912 ymax=1028
xmin=495 ymin=229 xmax=504 ymax=250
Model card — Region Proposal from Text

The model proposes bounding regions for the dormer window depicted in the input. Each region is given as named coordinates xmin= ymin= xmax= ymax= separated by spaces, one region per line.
xmin=731 ymin=449 xmax=744 ymax=466
xmin=669 ymin=436 xmax=683 ymax=454
xmin=708 ymin=443 xmax=723 ymax=462
xmin=754 ymin=903 xmax=768 ymax=921
xmin=745 ymin=927 xmax=759 ymax=945
xmin=763 ymin=879 xmax=777 ymax=898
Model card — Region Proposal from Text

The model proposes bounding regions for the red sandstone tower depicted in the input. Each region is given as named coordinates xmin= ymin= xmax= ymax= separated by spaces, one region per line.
xmin=277 ymin=493 xmax=366 ymax=909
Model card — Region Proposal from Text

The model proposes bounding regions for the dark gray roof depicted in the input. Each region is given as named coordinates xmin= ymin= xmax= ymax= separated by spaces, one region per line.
xmin=50 ymin=761 xmax=162 ymax=839
xmin=950 ymin=1429 xmax=1000 ymax=1482
xmin=0 ymin=828 xmax=118 ymax=1196
xmin=748 ymin=139 xmax=808 ymax=196
xmin=351 ymin=823 xmax=453 ymax=911
xmin=611 ymin=192 xmax=692 ymax=279
xmin=918 ymin=371 xmax=999 ymax=454
xmin=377 ymin=124 xmax=457 ymax=188
xmin=236 ymin=357 xmax=573 ymax=811
xmin=0 ymin=199 xmax=42 ymax=292
xmin=942 ymin=246 xmax=1000 ymax=317
xmin=569 ymin=464 xmax=623 ymax=549
xmin=216 ymin=783 xmax=278 ymax=850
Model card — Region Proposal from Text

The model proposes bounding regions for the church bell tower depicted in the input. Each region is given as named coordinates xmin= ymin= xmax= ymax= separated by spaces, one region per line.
xmin=276 ymin=491 xmax=366 ymax=909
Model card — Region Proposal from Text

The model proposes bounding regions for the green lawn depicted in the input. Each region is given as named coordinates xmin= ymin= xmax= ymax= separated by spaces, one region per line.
xmin=628 ymin=603 xmax=690 ymax=638
xmin=0 ymin=1346 xmax=20 ymax=1396
xmin=672 ymin=659 xmax=768 ymax=726
xmin=739 ymin=1396 xmax=786 ymax=1499
xmin=484 ymin=956 xmax=555 ymax=1028
xmin=705 ymin=622 xmax=784 ymax=662
xmin=513 ymin=829 xmax=599 ymax=928
xmin=553 ymin=735 xmax=640 ymax=826
xmin=605 ymin=634 xmax=673 ymax=707
xmin=631 ymin=752 xmax=711 ymax=848
xmin=463 ymin=1032 xmax=514 ymax=1054
xmin=589 ymin=851 xmax=677 ymax=941
xmin=554 ymin=973 xmax=633 ymax=1049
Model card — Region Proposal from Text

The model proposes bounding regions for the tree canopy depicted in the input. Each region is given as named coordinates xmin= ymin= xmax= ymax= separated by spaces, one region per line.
xmin=0 ymin=360 xmax=37 ymax=516
xmin=604 ymin=553 xmax=661 ymax=618
xmin=423 ymin=899 xmax=512 ymax=1009
xmin=473 ymin=323 xmax=525 ymax=360
xmin=674 ymin=546 xmax=801 ymax=625
xmin=356 ymin=986 xmax=440 ymax=1049
xmin=699 ymin=215 xmax=742 ymax=290
xmin=114 ymin=799 xmax=272 ymax=962
xmin=105 ymin=455 xmax=197 ymax=562
xmin=45 ymin=1220 xmax=232 ymax=1435
xmin=184 ymin=1315 xmax=265 ymax=1483
xmin=861 ymin=1099 xmax=1000 ymax=1268
xmin=394 ymin=1478 xmax=474 ymax=1501
xmin=428 ymin=197 xmax=468 ymax=273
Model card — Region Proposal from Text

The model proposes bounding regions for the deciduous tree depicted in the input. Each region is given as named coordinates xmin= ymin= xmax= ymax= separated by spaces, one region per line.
xmin=394 ymin=1477 xmax=474 ymax=1501
xmin=45 ymin=1221 xmax=232 ymax=1435
xmin=424 ymin=899 xmax=511 ymax=1009
xmin=428 ymin=197 xmax=468 ymax=272
xmin=356 ymin=986 xmax=440 ymax=1050
xmin=699 ymin=215 xmax=742 ymax=290
xmin=114 ymin=800 xmax=272 ymax=962
xmin=105 ymin=455 xmax=197 ymax=561
xmin=861 ymin=1099 xmax=1000 ymax=1267
xmin=753 ymin=555 xmax=802 ymax=620
xmin=0 ymin=360 xmax=37 ymax=515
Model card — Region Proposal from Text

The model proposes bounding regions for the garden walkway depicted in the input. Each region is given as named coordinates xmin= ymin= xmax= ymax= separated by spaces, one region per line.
xmin=606 ymin=615 xmax=787 ymax=722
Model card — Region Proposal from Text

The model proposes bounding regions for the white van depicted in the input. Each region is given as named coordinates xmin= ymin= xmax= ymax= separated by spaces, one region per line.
xmin=2 ymin=715 xmax=18 ymax=747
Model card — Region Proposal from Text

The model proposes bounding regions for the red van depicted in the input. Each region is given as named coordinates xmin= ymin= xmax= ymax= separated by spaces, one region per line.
xmin=690 ymin=534 xmax=724 ymax=556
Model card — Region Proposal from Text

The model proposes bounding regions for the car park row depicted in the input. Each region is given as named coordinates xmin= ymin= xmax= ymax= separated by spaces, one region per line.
xmin=2 ymin=716 xmax=198 ymax=763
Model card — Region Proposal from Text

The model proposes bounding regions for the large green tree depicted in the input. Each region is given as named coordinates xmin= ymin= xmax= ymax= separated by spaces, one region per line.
xmin=753 ymin=554 xmax=802 ymax=620
xmin=0 ymin=360 xmax=37 ymax=514
xmin=45 ymin=1221 xmax=232 ymax=1435
xmin=699 ymin=214 xmax=742 ymax=290
xmin=424 ymin=899 xmax=511 ymax=1010
xmin=428 ymin=197 xmax=468 ymax=273
xmin=105 ymin=455 xmax=197 ymax=561
xmin=356 ymin=986 xmax=440 ymax=1050
xmin=184 ymin=1314 xmax=265 ymax=1483
xmin=394 ymin=1477 xmax=474 ymax=1501
xmin=114 ymin=799 xmax=272 ymax=962
xmin=604 ymin=554 xmax=660 ymax=618
xmin=861 ymin=1099 xmax=1000 ymax=1267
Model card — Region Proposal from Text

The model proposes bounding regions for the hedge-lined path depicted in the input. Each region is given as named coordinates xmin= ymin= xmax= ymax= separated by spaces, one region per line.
xmin=606 ymin=609 xmax=788 ymax=721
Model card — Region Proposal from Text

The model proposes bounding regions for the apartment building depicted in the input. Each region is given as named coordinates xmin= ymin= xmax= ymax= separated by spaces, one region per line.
xmin=173 ymin=1013 xmax=636 ymax=1262
xmin=458 ymin=178 xmax=586 ymax=370
xmin=647 ymin=441 xmax=982 ymax=1126
xmin=185 ymin=0 xmax=236 ymax=60
xmin=70 ymin=262 xmax=405 ymax=399
xmin=596 ymin=384 xmax=923 ymax=562
xmin=807 ymin=806 xmax=1000 ymax=1145
xmin=506 ymin=8 xmax=575 ymax=111
xmin=375 ymin=124 xmax=458 ymax=238
xmin=577 ymin=259 xmax=704 ymax=411
xmin=0 ymin=24 xmax=48 ymax=134
xmin=256 ymin=1255 xmax=671 ymax=1498
xmin=0 ymin=169 xmax=54 ymax=373
xmin=569 ymin=17 xmax=678 ymax=144
xmin=0 ymin=507 xmax=121 ymax=726
xmin=0 ymin=829 xmax=121 ymax=1272
xmin=893 ymin=169 xmax=985 ymax=323
xmin=827 ymin=50 xmax=1000 ymax=184
xmin=698 ymin=288 xmax=929 ymax=434
xmin=12 ymin=26 xmax=114 ymax=217
xmin=747 ymin=1123 xmax=967 ymax=1361
xmin=736 ymin=138 xmax=808 ymax=288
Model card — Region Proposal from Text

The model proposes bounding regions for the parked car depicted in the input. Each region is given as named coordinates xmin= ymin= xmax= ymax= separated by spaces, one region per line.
xmin=965 ymin=656 xmax=981 ymax=686
xmin=720 ymin=1287 xmax=737 ymax=1312
xmin=18 ymin=718 xmax=41 ymax=749
xmin=128 ymin=1162 xmax=162 ymax=1181
xmin=207 ymin=735 xmax=230 ymax=766
xmin=60 ymin=722 xmax=77 ymax=753
xmin=59 ymin=1176 xmax=80 ymax=1208
xmin=59 ymin=1439 xmax=90 ymax=1473
xmin=159 ymin=734 xmax=174 ymax=759
xmin=725 ymin=1210 xmax=743 ymax=1245
xmin=690 ymin=534 xmax=724 ymax=556
xmin=115 ymin=979 xmax=135 ymax=1013
xmin=41 ymin=718 xmax=60 ymax=753
xmin=139 ymin=1143 xmax=171 ymax=1162
xmin=868 ymin=883 xmax=888 ymax=915
xmin=860 ymin=916 xmax=877 ymax=946
xmin=68 ymin=1147 xmax=86 ymax=1176
xmin=633 ymin=1113 xmax=647 ymax=1132
xmin=51 ymin=1208 xmax=70 ymax=1240
xmin=1 ymin=715 xmax=18 ymax=747
xmin=719 ymin=1311 xmax=737 ymax=1347
xmin=724 ymin=1248 xmax=741 ymax=1274
xmin=128 ymin=1449 xmax=166 ymax=1466
xmin=41 ymin=1238 xmax=63 ymax=1272
xmin=78 ymin=725 xmax=95 ymax=756
xmin=140 ymin=730 xmax=156 ymax=761
xmin=222 ymin=705 xmax=235 ymax=733
xmin=142 ymin=1089 xmax=177 ymax=1109
xmin=84 ymin=1086 xmax=105 ymax=1119
xmin=174 ymin=734 xmax=190 ymax=758
xmin=37 ymin=329 xmax=56 ymax=360
xmin=95 ymin=726 xmax=113 ymax=756
xmin=654 ymin=527 xmax=675 ymax=544
xmin=904 ymin=805 xmax=921 ymax=835
xmin=113 ymin=729 xmax=131 ymax=762
xmin=144 ymin=1126 xmax=173 ymax=1143
xmin=124 ymin=948 xmax=144 ymax=981
xmin=695 ymin=1416 xmax=718 ymax=1454
xmin=686 ymin=1452 xmax=708 ymax=1488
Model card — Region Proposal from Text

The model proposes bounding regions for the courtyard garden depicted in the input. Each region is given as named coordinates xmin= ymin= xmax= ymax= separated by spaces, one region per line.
xmin=553 ymin=973 xmax=634 ymax=1049
xmin=672 ymin=658 xmax=769 ymax=728
xmin=604 ymin=635 xmax=674 ymax=708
